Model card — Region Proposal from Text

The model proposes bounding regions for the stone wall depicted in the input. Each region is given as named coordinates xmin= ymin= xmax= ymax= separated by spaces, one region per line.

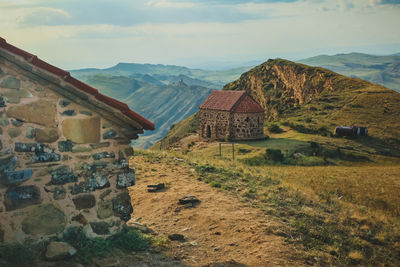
xmin=0 ymin=56 xmax=136 ymax=243
xmin=230 ymin=112 xmax=264 ymax=140
xmin=198 ymin=110 xmax=231 ymax=141
xmin=199 ymin=110 xmax=264 ymax=141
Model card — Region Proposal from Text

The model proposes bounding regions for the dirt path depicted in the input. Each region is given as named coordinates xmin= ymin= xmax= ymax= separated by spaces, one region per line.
xmin=129 ymin=155 xmax=307 ymax=267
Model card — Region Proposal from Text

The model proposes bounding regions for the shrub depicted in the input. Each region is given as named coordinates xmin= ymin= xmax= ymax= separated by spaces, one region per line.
xmin=268 ymin=124 xmax=284 ymax=133
xmin=265 ymin=149 xmax=284 ymax=162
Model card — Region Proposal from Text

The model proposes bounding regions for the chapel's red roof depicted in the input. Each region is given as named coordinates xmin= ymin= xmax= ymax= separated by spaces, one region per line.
xmin=232 ymin=95 xmax=265 ymax=113
xmin=199 ymin=90 xmax=264 ymax=113
xmin=0 ymin=37 xmax=154 ymax=130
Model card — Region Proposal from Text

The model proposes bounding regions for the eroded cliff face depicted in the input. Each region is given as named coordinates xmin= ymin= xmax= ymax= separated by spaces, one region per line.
xmin=223 ymin=59 xmax=369 ymax=120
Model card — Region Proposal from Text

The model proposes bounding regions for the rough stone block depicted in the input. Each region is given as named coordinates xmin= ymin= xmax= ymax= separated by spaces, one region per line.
xmin=48 ymin=166 xmax=77 ymax=185
xmin=0 ymin=76 xmax=20 ymax=89
xmin=35 ymin=128 xmax=60 ymax=143
xmin=53 ymin=186 xmax=66 ymax=200
xmin=59 ymin=100 xmax=71 ymax=107
xmin=34 ymin=151 xmax=60 ymax=162
xmin=112 ymin=191 xmax=133 ymax=221
xmin=92 ymin=151 xmax=115 ymax=160
xmin=0 ymin=155 xmax=18 ymax=172
xmin=21 ymin=204 xmax=66 ymax=235
xmin=72 ymin=194 xmax=96 ymax=210
xmin=102 ymin=129 xmax=117 ymax=140
xmin=90 ymin=142 xmax=110 ymax=149
xmin=7 ymin=128 xmax=21 ymax=138
xmin=15 ymin=142 xmax=46 ymax=152
xmin=4 ymin=185 xmax=41 ymax=211
xmin=62 ymin=117 xmax=100 ymax=144
xmin=26 ymin=126 xmax=36 ymax=139
xmin=61 ymin=110 xmax=76 ymax=116
xmin=117 ymin=171 xmax=135 ymax=188
xmin=0 ymin=113 xmax=8 ymax=126
xmin=6 ymin=100 xmax=57 ymax=127
xmin=80 ymin=110 xmax=92 ymax=116
xmin=0 ymin=169 xmax=33 ymax=186
xmin=97 ymin=200 xmax=113 ymax=219
xmin=11 ymin=119 xmax=23 ymax=127
xmin=45 ymin=241 xmax=77 ymax=261
xmin=58 ymin=140 xmax=74 ymax=152
xmin=72 ymin=213 xmax=87 ymax=225
xmin=0 ymin=96 xmax=5 ymax=107
xmin=90 ymin=222 xmax=110 ymax=235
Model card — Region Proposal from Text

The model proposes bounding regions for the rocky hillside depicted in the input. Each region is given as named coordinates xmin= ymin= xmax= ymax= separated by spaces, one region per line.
xmin=157 ymin=59 xmax=400 ymax=152
xmin=298 ymin=52 xmax=400 ymax=92
xmin=223 ymin=59 xmax=370 ymax=120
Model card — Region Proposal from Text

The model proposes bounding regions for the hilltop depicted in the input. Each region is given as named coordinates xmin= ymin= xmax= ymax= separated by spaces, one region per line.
xmin=158 ymin=59 xmax=400 ymax=154
xmin=298 ymin=52 xmax=400 ymax=92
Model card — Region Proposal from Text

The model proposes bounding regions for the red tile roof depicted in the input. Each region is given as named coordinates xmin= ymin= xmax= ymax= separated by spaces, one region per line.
xmin=199 ymin=90 xmax=246 ymax=111
xmin=232 ymin=95 xmax=265 ymax=113
xmin=0 ymin=37 xmax=154 ymax=131
xmin=199 ymin=90 xmax=264 ymax=113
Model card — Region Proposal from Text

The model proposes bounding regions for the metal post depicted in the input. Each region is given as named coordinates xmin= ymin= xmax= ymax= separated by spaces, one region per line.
xmin=232 ymin=142 xmax=234 ymax=160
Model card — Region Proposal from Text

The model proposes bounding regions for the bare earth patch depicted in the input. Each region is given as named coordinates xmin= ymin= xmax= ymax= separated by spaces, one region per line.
xmin=129 ymin=155 xmax=307 ymax=267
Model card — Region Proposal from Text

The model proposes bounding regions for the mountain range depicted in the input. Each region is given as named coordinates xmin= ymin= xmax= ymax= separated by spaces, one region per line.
xmin=70 ymin=52 xmax=400 ymax=148
xmin=297 ymin=52 xmax=400 ymax=92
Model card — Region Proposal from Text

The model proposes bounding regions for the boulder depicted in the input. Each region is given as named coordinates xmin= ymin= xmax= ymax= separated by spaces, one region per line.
xmin=21 ymin=203 xmax=66 ymax=235
xmin=117 ymin=172 xmax=136 ymax=188
xmin=168 ymin=234 xmax=185 ymax=241
xmin=72 ymin=194 xmax=96 ymax=210
xmin=147 ymin=183 xmax=165 ymax=193
xmin=45 ymin=241 xmax=77 ymax=261
xmin=62 ymin=117 xmax=100 ymax=144
xmin=4 ymin=185 xmax=41 ymax=211
xmin=178 ymin=196 xmax=200 ymax=205
xmin=6 ymin=100 xmax=57 ymax=127
xmin=35 ymin=128 xmax=60 ymax=143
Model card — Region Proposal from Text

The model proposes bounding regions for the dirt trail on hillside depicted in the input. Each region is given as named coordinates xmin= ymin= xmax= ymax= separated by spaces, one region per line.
xmin=129 ymin=156 xmax=307 ymax=267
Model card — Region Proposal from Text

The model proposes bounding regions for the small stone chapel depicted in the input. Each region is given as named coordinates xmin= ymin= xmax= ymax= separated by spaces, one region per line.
xmin=198 ymin=90 xmax=265 ymax=141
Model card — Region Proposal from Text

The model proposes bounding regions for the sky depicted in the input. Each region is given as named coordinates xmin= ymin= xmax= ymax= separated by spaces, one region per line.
xmin=0 ymin=0 xmax=399 ymax=70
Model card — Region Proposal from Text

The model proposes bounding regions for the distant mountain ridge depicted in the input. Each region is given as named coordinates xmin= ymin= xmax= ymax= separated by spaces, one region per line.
xmin=298 ymin=52 xmax=400 ymax=92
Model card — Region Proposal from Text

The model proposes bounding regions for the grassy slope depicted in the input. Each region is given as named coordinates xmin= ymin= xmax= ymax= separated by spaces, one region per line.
xmin=298 ymin=52 xmax=400 ymax=92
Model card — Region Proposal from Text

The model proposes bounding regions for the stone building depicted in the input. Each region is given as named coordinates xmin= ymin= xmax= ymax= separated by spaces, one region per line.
xmin=0 ymin=38 xmax=154 ymax=242
xmin=199 ymin=90 xmax=265 ymax=141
